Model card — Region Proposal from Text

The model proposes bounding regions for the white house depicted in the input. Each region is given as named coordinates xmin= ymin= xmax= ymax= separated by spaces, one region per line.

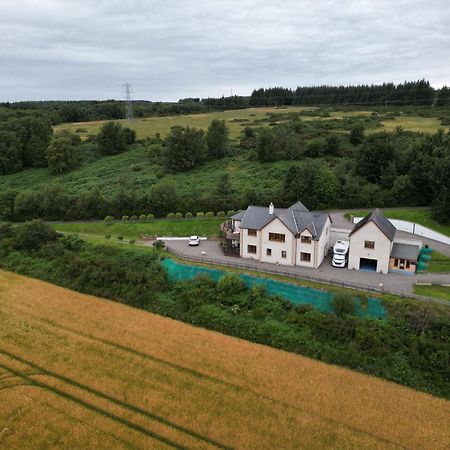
xmin=348 ymin=209 xmax=396 ymax=274
xmin=229 ymin=201 xmax=331 ymax=268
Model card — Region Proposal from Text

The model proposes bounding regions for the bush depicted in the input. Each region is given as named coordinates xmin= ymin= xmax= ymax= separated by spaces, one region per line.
xmin=154 ymin=240 xmax=165 ymax=250
xmin=146 ymin=213 xmax=155 ymax=221
xmin=217 ymin=211 xmax=225 ymax=217
xmin=175 ymin=212 xmax=183 ymax=219
xmin=117 ymin=235 xmax=124 ymax=241
xmin=139 ymin=214 xmax=147 ymax=221
xmin=196 ymin=212 xmax=205 ymax=218
xmin=129 ymin=239 xmax=136 ymax=245
xmin=11 ymin=220 xmax=58 ymax=251
xmin=205 ymin=211 xmax=214 ymax=218
xmin=332 ymin=294 xmax=356 ymax=316
xmin=167 ymin=213 xmax=175 ymax=219
xmin=227 ymin=210 xmax=236 ymax=216
xmin=121 ymin=215 xmax=129 ymax=221
xmin=130 ymin=215 xmax=138 ymax=221
xmin=185 ymin=212 xmax=193 ymax=218
xmin=105 ymin=234 xmax=111 ymax=239
xmin=104 ymin=215 xmax=114 ymax=222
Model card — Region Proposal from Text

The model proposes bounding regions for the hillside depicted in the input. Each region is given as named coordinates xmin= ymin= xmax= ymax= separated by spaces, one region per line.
xmin=0 ymin=106 xmax=446 ymax=199
xmin=0 ymin=270 xmax=449 ymax=449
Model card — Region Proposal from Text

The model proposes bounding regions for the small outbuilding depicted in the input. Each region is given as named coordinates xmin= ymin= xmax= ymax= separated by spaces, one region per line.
xmin=389 ymin=241 xmax=421 ymax=274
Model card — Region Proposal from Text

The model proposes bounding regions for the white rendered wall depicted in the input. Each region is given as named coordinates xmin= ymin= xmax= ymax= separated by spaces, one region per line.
xmin=260 ymin=218 xmax=295 ymax=266
xmin=348 ymin=221 xmax=392 ymax=274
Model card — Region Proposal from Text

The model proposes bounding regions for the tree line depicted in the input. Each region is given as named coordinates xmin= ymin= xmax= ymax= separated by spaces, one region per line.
xmin=250 ymin=80 xmax=450 ymax=107
xmin=0 ymin=220 xmax=448 ymax=399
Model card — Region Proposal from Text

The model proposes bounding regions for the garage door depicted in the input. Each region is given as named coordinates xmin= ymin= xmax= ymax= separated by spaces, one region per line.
xmin=359 ymin=258 xmax=377 ymax=272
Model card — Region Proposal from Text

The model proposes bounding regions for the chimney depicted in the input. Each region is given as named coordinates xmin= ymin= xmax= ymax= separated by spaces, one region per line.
xmin=269 ymin=202 xmax=274 ymax=215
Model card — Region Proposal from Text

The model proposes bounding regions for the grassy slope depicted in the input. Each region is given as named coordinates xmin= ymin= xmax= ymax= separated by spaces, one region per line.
xmin=349 ymin=209 xmax=450 ymax=237
xmin=1 ymin=270 xmax=449 ymax=450
xmin=54 ymin=218 xmax=224 ymax=239
xmin=414 ymin=284 xmax=450 ymax=301
xmin=0 ymin=106 xmax=445 ymax=196
xmin=429 ymin=250 xmax=450 ymax=273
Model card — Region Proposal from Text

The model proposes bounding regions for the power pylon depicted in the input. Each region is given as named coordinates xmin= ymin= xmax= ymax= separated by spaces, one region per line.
xmin=122 ymin=83 xmax=134 ymax=121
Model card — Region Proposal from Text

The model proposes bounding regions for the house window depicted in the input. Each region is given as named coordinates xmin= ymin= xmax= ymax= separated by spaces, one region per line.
xmin=269 ymin=232 xmax=285 ymax=242
xmin=266 ymin=248 xmax=272 ymax=256
xmin=300 ymin=252 xmax=311 ymax=262
xmin=248 ymin=229 xmax=257 ymax=237
xmin=406 ymin=260 xmax=410 ymax=269
xmin=281 ymin=250 xmax=287 ymax=258
xmin=394 ymin=258 xmax=399 ymax=267
xmin=247 ymin=245 xmax=257 ymax=254
xmin=364 ymin=240 xmax=375 ymax=249
xmin=301 ymin=235 xmax=312 ymax=244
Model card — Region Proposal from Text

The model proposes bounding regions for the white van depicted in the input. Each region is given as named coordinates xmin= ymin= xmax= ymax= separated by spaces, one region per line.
xmin=332 ymin=240 xmax=349 ymax=268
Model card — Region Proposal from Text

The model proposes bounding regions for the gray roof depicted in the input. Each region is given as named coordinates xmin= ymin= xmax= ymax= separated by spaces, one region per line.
xmin=231 ymin=210 xmax=246 ymax=221
xmin=350 ymin=209 xmax=396 ymax=241
xmin=390 ymin=242 xmax=420 ymax=260
xmin=237 ymin=202 xmax=330 ymax=241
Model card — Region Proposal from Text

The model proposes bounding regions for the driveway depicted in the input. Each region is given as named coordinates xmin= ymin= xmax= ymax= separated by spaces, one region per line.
xmin=162 ymin=239 xmax=450 ymax=296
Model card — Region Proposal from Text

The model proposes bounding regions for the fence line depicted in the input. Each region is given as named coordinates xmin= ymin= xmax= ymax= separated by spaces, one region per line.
xmin=165 ymin=246 xmax=450 ymax=306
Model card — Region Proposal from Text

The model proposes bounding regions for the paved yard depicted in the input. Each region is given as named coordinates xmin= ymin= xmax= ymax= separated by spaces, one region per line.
xmin=162 ymin=239 xmax=450 ymax=295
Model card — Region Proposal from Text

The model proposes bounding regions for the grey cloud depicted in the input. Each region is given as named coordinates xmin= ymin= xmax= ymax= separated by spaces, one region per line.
xmin=0 ymin=0 xmax=449 ymax=101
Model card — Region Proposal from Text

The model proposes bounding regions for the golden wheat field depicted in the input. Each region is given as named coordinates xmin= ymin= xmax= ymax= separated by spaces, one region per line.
xmin=0 ymin=270 xmax=449 ymax=450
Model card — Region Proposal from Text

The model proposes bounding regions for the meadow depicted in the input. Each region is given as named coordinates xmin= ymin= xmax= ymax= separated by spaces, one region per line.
xmin=1 ymin=270 xmax=449 ymax=450
xmin=54 ymin=107 xmax=445 ymax=140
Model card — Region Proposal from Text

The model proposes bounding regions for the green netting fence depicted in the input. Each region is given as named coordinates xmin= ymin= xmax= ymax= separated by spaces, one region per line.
xmin=161 ymin=258 xmax=386 ymax=319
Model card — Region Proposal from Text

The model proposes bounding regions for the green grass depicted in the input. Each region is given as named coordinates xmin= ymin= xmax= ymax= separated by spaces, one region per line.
xmin=380 ymin=116 xmax=444 ymax=134
xmin=414 ymin=284 xmax=450 ymax=301
xmin=53 ymin=218 xmax=224 ymax=239
xmin=349 ymin=208 xmax=450 ymax=237
xmin=428 ymin=251 xmax=450 ymax=273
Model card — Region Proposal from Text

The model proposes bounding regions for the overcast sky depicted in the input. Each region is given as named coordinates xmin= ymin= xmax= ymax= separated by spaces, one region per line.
xmin=1 ymin=0 xmax=449 ymax=102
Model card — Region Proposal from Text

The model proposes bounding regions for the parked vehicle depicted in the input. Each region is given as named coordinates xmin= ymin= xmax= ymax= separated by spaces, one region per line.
xmin=188 ymin=236 xmax=200 ymax=246
xmin=332 ymin=240 xmax=349 ymax=268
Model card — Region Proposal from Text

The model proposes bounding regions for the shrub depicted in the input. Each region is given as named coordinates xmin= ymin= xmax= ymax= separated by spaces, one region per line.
xmin=146 ymin=213 xmax=155 ymax=221
xmin=117 ymin=235 xmax=124 ymax=241
xmin=185 ymin=212 xmax=193 ymax=218
xmin=227 ymin=210 xmax=236 ymax=216
xmin=105 ymin=234 xmax=111 ymax=239
xmin=205 ymin=211 xmax=214 ymax=218
xmin=217 ymin=274 xmax=246 ymax=298
xmin=139 ymin=214 xmax=147 ymax=221
xmin=130 ymin=163 xmax=142 ymax=172
xmin=196 ymin=212 xmax=205 ymax=218
xmin=121 ymin=215 xmax=129 ymax=222
xmin=129 ymin=239 xmax=136 ymax=245
xmin=332 ymin=294 xmax=356 ymax=316
xmin=167 ymin=212 xmax=175 ymax=219
xmin=104 ymin=215 xmax=114 ymax=222
xmin=11 ymin=220 xmax=58 ymax=251
xmin=175 ymin=212 xmax=183 ymax=219
xmin=217 ymin=211 xmax=225 ymax=217
xmin=130 ymin=215 xmax=138 ymax=221
xmin=154 ymin=240 xmax=165 ymax=250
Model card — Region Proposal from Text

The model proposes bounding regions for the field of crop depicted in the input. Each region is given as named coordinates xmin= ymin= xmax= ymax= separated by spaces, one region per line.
xmin=54 ymin=218 xmax=224 ymax=239
xmin=1 ymin=270 xmax=449 ymax=449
